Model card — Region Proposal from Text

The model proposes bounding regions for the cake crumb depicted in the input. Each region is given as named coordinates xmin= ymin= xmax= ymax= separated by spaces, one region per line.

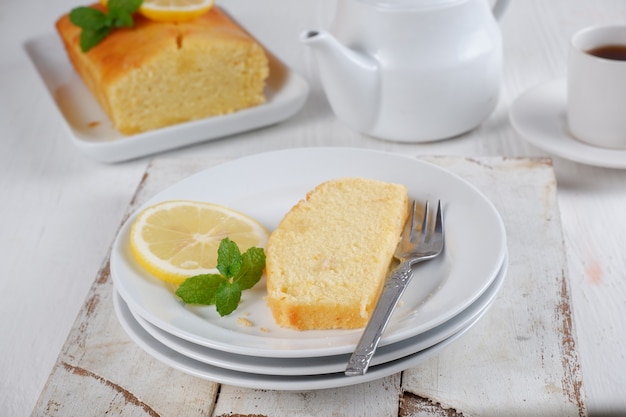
xmin=237 ymin=317 xmax=253 ymax=327
xmin=259 ymin=327 xmax=270 ymax=333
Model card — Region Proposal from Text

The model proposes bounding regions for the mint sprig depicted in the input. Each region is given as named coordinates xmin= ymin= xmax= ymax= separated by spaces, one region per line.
xmin=175 ymin=238 xmax=266 ymax=317
xmin=69 ymin=0 xmax=143 ymax=52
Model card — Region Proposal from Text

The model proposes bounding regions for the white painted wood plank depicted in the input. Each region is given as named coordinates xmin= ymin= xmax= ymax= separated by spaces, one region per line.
xmin=35 ymin=298 xmax=219 ymax=417
xmin=212 ymin=376 xmax=401 ymax=417
xmin=401 ymin=157 xmax=585 ymax=416
xmin=30 ymin=163 xmax=221 ymax=417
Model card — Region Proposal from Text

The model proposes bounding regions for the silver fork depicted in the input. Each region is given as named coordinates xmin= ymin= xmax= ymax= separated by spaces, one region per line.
xmin=345 ymin=200 xmax=445 ymax=376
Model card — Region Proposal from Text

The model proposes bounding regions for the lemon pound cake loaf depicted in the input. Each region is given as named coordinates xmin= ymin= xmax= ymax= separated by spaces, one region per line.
xmin=265 ymin=178 xmax=409 ymax=330
xmin=55 ymin=5 xmax=269 ymax=135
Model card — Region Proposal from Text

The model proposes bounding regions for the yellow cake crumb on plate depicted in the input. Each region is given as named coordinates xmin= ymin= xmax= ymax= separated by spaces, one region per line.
xmin=237 ymin=317 xmax=253 ymax=327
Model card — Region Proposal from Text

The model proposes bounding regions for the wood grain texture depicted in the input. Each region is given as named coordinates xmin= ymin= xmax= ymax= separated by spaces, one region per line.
xmin=30 ymin=156 xmax=586 ymax=417
xmin=403 ymin=157 xmax=586 ymax=417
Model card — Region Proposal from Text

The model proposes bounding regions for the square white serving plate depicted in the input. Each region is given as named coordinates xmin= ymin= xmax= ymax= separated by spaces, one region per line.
xmin=23 ymin=22 xmax=309 ymax=163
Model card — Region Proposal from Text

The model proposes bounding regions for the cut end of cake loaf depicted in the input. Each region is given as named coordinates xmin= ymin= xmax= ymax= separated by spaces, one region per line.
xmin=55 ymin=5 xmax=269 ymax=134
xmin=265 ymin=177 xmax=409 ymax=330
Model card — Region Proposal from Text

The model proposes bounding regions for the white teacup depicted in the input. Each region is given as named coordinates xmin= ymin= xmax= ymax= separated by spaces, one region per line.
xmin=567 ymin=25 xmax=626 ymax=149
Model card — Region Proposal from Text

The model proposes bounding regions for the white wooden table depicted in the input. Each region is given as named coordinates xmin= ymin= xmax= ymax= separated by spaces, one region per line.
xmin=1 ymin=0 xmax=625 ymax=416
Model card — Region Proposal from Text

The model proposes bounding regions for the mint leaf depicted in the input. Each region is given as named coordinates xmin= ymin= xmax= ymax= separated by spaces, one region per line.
xmin=175 ymin=238 xmax=265 ymax=317
xmin=234 ymin=247 xmax=266 ymax=290
xmin=217 ymin=238 xmax=242 ymax=278
xmin=70 ymin=7 xmax=107 ymax=30
xmin=109 ymin=0 xmax=143 ymax=14
xmin=215 ymin=281 xmax=242 ymax=316
xmin=79 ymin=28 xmax=111 ymax=53
xmin=69 ymin=0 xmax=143 ymax=52
xmin=107 ymin=9 xmax=134 ymax=28
xmin=175 ymin=274 xmax=223 ymax=305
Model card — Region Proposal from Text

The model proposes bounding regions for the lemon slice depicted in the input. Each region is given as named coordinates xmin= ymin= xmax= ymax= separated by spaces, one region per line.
xmin=99 ymin=0 xmax=214 ymax=22
xmin=129 ymin=200 xmax=269 ymax=285
xmin=138 ymin=0 xmax=215 ymax=22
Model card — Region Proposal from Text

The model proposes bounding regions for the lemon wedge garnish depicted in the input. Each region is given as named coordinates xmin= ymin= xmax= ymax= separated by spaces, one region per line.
xmin=129 ymin=200 xmax=269 ymax=285
xmin=100 ymin=0 xmax=214 ymax=22
xmin=139 ymin=0 xmax=215 ymax=22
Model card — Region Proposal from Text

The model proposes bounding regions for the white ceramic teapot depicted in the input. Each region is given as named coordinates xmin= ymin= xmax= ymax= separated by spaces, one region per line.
xmin=302 ymin=0 xmax=510 ymax=142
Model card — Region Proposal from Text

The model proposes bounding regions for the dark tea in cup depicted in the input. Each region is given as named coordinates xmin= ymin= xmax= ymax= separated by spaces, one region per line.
xmin=586 ymin=44 xmax=626 ymax=61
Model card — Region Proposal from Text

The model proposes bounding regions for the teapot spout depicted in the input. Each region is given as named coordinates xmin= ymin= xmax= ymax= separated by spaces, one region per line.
xmin=301 ymin=30 xmax=379 ymax=132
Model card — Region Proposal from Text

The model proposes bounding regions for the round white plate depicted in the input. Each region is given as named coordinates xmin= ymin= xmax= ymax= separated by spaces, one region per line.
xmin=509 ymin=79 xmax=626 ymax=169
xmin=126 ymin=253 xmax=506 ymax=376
xmin=113 ymin=290 xmax=476 ymax=391
xmin=110 ymin=147 xmax=507 ymax=358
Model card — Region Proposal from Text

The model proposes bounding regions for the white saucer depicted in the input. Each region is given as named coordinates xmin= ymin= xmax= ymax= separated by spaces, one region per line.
xmin=126 ymin=253 xmax=506 ymax=376
xmin=113 ymin=290 xmax=475 ymax=391
xmin=509 ymin=79 xmax=626 ymax=169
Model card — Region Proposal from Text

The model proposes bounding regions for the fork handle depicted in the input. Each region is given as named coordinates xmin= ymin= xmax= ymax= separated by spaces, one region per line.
xmin=345 ymin=261 xmax=414 ymax=376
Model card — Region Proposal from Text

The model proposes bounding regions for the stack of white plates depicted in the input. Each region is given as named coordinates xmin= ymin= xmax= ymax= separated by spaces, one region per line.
xmin=110 ymin=148 xmax=508 ymax=391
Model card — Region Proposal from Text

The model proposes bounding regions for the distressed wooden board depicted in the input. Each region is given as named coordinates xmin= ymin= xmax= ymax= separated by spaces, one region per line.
xmin=212 ymin=376 xmax=402 ymax=417
xmin=30 ymin=156 xmax=586 ymax=417
xmin=400 ymin=157 xmax=586 ymax=417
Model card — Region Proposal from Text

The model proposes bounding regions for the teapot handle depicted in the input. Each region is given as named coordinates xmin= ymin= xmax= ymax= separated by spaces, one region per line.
xmin=492 ymin=0 xmax=511 ymax=20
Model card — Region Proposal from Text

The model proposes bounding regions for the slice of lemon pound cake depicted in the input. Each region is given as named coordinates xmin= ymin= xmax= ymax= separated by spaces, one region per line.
xmin=265 ymin=177 xmax=409 ymax=330
xmin=56 ymin=5 xmax=269 ymax=134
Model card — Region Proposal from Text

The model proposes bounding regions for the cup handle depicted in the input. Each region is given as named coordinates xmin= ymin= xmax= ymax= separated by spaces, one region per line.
xmin=492 ymin=0 xmax=511 ymax=21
